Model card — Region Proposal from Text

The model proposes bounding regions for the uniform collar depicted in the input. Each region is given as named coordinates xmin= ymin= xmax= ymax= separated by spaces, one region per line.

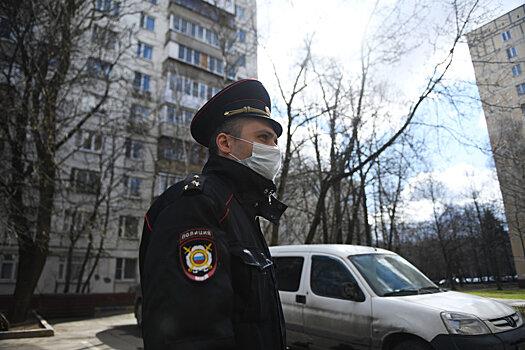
xmin=203 ymin=155 xmax=287 ymax=224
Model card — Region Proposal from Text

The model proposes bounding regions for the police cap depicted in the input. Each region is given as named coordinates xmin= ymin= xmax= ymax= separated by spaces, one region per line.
xmin=190 ymin=79 xmax=283 ymax=148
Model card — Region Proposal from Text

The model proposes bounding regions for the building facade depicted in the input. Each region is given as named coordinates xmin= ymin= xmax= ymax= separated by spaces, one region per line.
xmin=466 ymin=5 xmax=525 ymax=286
xmin=0 ymin=0 xmax=258 ymax=295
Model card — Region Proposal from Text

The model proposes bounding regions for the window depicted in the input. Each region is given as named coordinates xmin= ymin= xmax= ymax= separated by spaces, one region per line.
xmin=517 ymin=83 xmax=525 ymax=96
xmin=91 ymin=25 xmax=117 ymax=49
xmin=168 ymin=73 xmax=182 ymax=92
xmin=512 ymin=64 xmax=522 ymax=77
xmin=58 ymin=258 xmax=83 ymax=281
xmin=274 ymin=257 xmax=304 ymax=292
xmin=190 ymin=144 xmax=207 ymax=165
xmin=63 ymin=210 xmax=90 ymax=234
xmin=71 ymin=168 xmax=100 ymax=194
xmin=125 ymin=139 xmax=143 ymax=160
xmin=119 ymin=216 xmax=139 ymax=238
xmin=237 ymin=54 xmax=246 ymax=67
xmin=193 ymin=51 xmax=200 ymax=66
xmin=75 ymin=130 xmax=103 ymax=152
xmin=96 ymin=0 xmax=120 ymax=16
xmin=507 ymin=47 xmax=517 ymax=59
xmin=174 ymin=0 xmax=227 ymax=25
xmin=502 ymin=30 xmax=511 ymax=41
xmin=236 ymin=29 xmax=245 ymax=43
xmin=180 ymin=19 xmax=188 ymax=33
xmin=521 ymin=104 xmax=525 ymax=116
xmin=0 ymin=17 xmax=14 ymax=41
xmin=192 ymin=81 xmax=199 ymax=97
xmin=236 ymin=6 xmax=245 ymax=19
xmin=178 ymin=45 xmax=223 ymax=75
xmin=123 ymin=176 xmax=141 ymax=197
xmin=0 ymin=254 xmax=17 ymax=281
xmin=133 ymin=72 xmax=150 ymax=92
xmin=87 ymin=58 xmax=112 ymax=79
xmin=208 ymin=57 xmax=223 ymax=74
xmin=156 ymin=173 xmax=183 ymax=195
xmin=159 ymin=137 xmax=185 ymax=161
xmin=165 ymin=105 xmax=177 ymax=123
xmin=146 ymin=0 xmax=157 ymax=4
xmin=131 ymin=105 xmax=148 ymax=121
xmin=311 ymin=255 xmax=360 ymax=300
xmin=115 ymin=258 xmax=137 ymax=280
xmin=137 ymin=42 xmax=153 ymax=60
xmin=184 ymin=78 xmax=191 ymax=95
xmin=182 ymin=110 xmax=193 ymax=126
xmin=227 ymin=67 xmax=235 ymax=80
xmin=140 ymin=13 xmax=155 ymax=31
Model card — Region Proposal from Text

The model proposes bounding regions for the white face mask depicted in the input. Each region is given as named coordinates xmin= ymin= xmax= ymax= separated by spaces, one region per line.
xmin=228 ymin=135 xmax=281 ymax=180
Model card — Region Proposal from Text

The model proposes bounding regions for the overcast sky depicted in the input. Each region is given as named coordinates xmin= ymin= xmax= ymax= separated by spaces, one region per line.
xmin=255 ymin=0 xmax=523 ymax=220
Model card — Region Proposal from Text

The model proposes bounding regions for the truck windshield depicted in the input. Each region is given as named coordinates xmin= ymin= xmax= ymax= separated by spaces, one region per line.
xmin=349 ymin=254 xmax=440 ymax=297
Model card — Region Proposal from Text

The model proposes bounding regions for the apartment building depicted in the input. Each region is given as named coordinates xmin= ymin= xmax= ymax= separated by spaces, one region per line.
xmin=466 ymin=5 xmax=525 ymax=286
xmin=0 ymin=0 xmax=258 ymax=295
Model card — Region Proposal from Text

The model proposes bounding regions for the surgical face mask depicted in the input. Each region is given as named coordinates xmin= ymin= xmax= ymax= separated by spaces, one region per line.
xmin=228 ymin=135 xmax=281 ymax=180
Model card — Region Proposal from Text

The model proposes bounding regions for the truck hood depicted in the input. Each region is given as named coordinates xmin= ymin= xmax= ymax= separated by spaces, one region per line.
xmin=395 ymin=291 xmax=515 ymax=320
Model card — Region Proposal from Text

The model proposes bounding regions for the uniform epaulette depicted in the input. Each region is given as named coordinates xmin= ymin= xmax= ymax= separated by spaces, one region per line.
xmin=181 ymin=173 xmax=206 ymax=194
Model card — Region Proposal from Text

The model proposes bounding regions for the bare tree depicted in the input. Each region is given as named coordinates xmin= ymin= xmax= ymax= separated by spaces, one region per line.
xmin=301 ymin=0 xmax=480 ymax=244
xmin=0 ymin=0 xmax=135 ymax=322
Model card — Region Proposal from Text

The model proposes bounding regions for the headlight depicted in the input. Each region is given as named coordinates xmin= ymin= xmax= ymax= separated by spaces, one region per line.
xmin=441 ymin=312 xmax=491 ymax=335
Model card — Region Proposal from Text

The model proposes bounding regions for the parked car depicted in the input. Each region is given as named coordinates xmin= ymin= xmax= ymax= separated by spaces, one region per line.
xmin=270 ymin=244 xmax=525 ymax=350
xmin=134 ymin=285 xmax=142 ymax=327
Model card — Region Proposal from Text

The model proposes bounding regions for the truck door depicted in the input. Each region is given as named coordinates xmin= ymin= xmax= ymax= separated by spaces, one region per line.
xmin=303 ymin=254 xmax=372 ymax=350
xmin=274 ymin=255 xmax=308 ymax=348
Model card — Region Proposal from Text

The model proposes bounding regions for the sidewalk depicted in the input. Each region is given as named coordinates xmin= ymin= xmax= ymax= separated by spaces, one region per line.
xmin=0 ymin=311 xmax=141 ymax=350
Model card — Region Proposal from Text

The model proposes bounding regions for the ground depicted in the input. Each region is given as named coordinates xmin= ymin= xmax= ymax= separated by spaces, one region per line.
xmin=0 ymin=311 xmax=142 ymax=350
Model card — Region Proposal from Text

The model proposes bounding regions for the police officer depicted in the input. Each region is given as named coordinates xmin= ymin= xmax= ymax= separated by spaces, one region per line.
xmin=139 ymin=79 xmax=287 ymax=350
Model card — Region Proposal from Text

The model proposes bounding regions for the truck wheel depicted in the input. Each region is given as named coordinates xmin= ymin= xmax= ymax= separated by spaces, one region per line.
xmin=392 ymin=338 xmax=433 ymax=350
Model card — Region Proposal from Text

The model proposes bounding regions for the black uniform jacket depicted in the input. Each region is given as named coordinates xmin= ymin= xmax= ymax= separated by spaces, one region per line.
xmin=139 ymin=155 xmax=287 ymax=350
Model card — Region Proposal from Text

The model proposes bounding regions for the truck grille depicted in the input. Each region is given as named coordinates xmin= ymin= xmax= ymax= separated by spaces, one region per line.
xmin=487 ymin=312 xmax=522 ymax=332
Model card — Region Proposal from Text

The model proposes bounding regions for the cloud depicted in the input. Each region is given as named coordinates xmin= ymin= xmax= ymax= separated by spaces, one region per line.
xmin=399 ymin=163 xmax=503 ymax=222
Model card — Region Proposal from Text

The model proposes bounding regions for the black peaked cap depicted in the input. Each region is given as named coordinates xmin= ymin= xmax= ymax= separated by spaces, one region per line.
xmin=190 ymin=79 xmax=283 ymax=148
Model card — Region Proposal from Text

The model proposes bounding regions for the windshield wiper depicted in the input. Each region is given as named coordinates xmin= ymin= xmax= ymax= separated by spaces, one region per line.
xmin=383 ymin=289 xmax=419 ymax=296
xmin=418 ymin=286 xmax=441 ymax=294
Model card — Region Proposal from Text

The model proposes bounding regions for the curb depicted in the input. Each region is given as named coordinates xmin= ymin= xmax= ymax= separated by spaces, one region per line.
xmin=0 ymin=311 xmax=54 ymax=339
xmin=94 ymin=305 xmax=134 ymax=313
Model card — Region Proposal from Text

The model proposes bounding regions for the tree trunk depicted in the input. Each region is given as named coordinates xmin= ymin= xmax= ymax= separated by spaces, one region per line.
xmin=8 ymin=238 xmax=47 ymax=322
xmin=9 ymin=153 xmax=55 ymax=321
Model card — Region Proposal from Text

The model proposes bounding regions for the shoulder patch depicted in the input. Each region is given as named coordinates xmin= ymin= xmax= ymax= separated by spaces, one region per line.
xmin=182 ymin=174 xmax=206 ymax=194
xmin=179 ymin=228 xmax=217 ymax=282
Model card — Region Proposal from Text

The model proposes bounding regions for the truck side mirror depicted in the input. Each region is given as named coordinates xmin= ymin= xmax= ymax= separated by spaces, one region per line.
xmin=342 ymin=282 xmax=365 ymax=302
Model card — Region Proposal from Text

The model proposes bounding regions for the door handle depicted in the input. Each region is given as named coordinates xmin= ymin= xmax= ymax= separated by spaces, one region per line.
xmin=296 ymin=294 xmax=306 ymax=304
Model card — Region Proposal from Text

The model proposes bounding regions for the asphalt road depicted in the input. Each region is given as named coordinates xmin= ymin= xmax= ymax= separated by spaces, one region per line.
xmin=0 ymin=312 xmax=143 ymax=350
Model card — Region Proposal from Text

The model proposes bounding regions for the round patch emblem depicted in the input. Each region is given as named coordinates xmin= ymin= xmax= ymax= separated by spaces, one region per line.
xmin=179 ymin=229 xmax=217 ymax=282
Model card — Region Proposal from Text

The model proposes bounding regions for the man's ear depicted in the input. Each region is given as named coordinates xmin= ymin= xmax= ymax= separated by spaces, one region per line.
xmin=216 ymin=133 xmax=232 ymax=154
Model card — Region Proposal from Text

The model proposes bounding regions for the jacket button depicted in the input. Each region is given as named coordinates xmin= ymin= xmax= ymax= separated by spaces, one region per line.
xmin=263 ymin=189 xmax=269 ymax=194
xmin=254 ymin=202 xmax=259 ymax=208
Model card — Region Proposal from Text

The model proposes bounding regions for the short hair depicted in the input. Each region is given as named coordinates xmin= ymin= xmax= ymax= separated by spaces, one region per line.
xmin=208 ymin=117 xmax=247 ymax=156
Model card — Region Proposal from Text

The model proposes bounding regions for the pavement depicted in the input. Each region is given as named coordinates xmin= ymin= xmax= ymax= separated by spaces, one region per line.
xmin=1 ymin=299 xmax=524 ymax=349
xmin=0 ymin=311 xmax=143 ymax=350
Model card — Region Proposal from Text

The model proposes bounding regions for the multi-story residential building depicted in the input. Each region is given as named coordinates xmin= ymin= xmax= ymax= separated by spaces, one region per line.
xmin=466 ymin=5 xmax=525 ymax=286
xmin=0 ymin=0 xmax=257 ymax=296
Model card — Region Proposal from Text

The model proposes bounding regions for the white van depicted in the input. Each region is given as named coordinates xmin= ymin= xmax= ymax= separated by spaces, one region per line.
xmin=270 ymin=244 xmax=525 ymax=350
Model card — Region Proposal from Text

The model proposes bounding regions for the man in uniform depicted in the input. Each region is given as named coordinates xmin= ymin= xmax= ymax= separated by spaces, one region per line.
xmin=139 ymin=79 xmax=287 ymax=350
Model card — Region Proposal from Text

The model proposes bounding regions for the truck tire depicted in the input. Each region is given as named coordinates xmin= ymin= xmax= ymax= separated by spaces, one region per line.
xmin=392 ymin=338 xmax=433 ymax=350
